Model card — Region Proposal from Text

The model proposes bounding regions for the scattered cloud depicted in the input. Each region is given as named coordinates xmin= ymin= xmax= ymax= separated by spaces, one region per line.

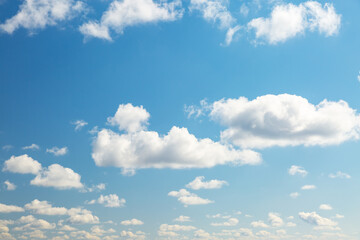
xmin=92 ymin=104 xmax=261 ymax=175
xmin=301 ymin=185 xmax=316 ymax=190
xmin=329 ymin=171 xmax=351 ymax=179
xmin=121 ymin=218 xmax=144 ymax=226
xmin=168 ymin=189 xmax=213 ymax=206
xmin=80 ymin=0 xmax=183 ymax=41
xmin=46 ymin=146 xmax=68 ymax=156
xmin=248 ymin=1 xmax=341 ymax=44
xmin=208 ymin=94 xmax=360 ymax=149
xmin=319 ymin=204 xmax=333 ymax=210
xmin=87 ymin=194 xmax=126 ymax=208
xmin=22 ymin=144 xmax=40 ymax=150
xmin=72 ymin=120 xmax=88 ymax=131
xmin=3 ymin=155 xmax=42 ymax=175
xmin=174 ymin=216 xmax=191 ymax=222
xmin=186 ymin=176 xmax=228 ymax=190
xmin=288 ymin=165 xmax=308 ymax=177
xmin=0 ymin=0 xmax=86 ymax=34
xmin=4 ymin=180 xmax=16 ymax=191
xmin=211 ymin=218 xmax=239 ymax=227
xmin=0 ymin=203 xmax=24 ymax=213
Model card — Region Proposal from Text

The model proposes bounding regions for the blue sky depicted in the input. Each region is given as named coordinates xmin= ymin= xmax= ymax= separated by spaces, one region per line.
xmin=0 ymin=0 xmax=360 ymax=239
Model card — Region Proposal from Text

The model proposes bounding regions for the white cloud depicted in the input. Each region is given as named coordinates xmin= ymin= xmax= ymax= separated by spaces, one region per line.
xmin=301 ymin=185 xmax=316 ymax=190
xmin=299 ymin=212 xmax=337 ymax=227
xmin=248 ymin=1 xmax=341 ymax=44
xmin=268 ymin=212 xmax=284 ymax=227
xmin=223 ymin=25 xmax=241 ymax=46
xmin=319 ymin=204 xmax=333 ymax=210
xmin=72 ymin=120 xmax=88 ymax=131
xmin=67 ymin=208 xmax=99 ymax=224
xmin=0 ymin=203 xmax=24 ymax=213
xmin=159 ymin=224 xmax=196 ymax=232
xmin=209 ymin=94 xmax=360 ymax=149
xmin=174 ymin=216 xmax=191 ymax=222
xmin=288 ymin=165 xmax=308 ymax=177
xmin=2 ymin=145 xmax=13 ymax=151
xmin=30 ymin=164 xmax=83 ymax=189
xmin=334 ymin=214 xmax=344 ymax=219
xmin=251 ymin=220 xmax=269 ymax=228
xmin=88 ymin=194 xmax=126 ymax=208
xmin=168 ymin=189 xmax=213 ymax=206
xmin=22 ymin=144 xmax=40 ymax=150
xmin=3 ymin=155 xmax=42 ymax=175
xmin=240 ymin=3 xmax=249 ymax=17
xmin=211 ymin=218 xmax=239 ymax=226
xmin=186 ymin=176 xmax=228 ymax=190
xmin=80 ymin=0 xmax=183 ymax=41
xmin=290 ymin=192 xmax=300 ymax=199
xmin=121 ymin=218 xmax=144 ymax=226
xmin=25 ymin=199 xmax=68 ymax=215
xmin=92 ymin=104 xmax=261 ymax=175
xmin=0 ymin=0 xmax=86 ymax=34
xmin=46 ymin=146 xmax=68 ymax=156
xmin=15 ymin=215 xmax=55 ymax=231
xmin=4 ymin=180 xmax=16 ymax=191
xmin=329 ymin=171 xmax=351 ymax=179
xmin=83 ymin=183 xmax=106 ymax=193
xmin=206 ymin=213 xmax=231 ymax=219
xmin=286 ymin=222 xmax=296 ymax=227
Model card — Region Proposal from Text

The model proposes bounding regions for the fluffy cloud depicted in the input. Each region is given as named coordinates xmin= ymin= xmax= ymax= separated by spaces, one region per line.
xmin=329 ymin=171 xmax=351 ymax=179
xmin=301 ymin=185 xmax=316 ymax=190
xmin=72 ymin=120 xmax=88 ymax=131
xmin=108 ymin=104 xmax=150 ymax=132
xmin=319 ymin=204 xmax=333 ymax=210
xmin=121 ymin=218 xmax=144 ymax=226
xmin=88 ymin=194 xmax=126 ymax=208
xmin=46 ymin=146 xmax=68 ymax=156
xmin=288 ymin=165 xmax=308 ymax=177
xmin=4 ymin=180 xmax=16 ymax=191
xmin=209 ymin=94 xmax=360 ymax=149
xmin=0 ymin=0 xmax=85 ymax=34
xmin=22 ymin=144 xmax=40 ymax=150
xmin=92 ymin=104 xmax=261 ymax=175
xmin=174 ymin=216 xmax=191 ymax=222
xmin=80 ymin=0 xmax=183 ymax=41
xmin=15 ymin=215 xmax=55 ymax=231
xmin=248 ymin=1 xmax=341 ymax=44
xmin=299 ymin=212 xmax=337 ymax=227
xmin=30 ymin=164 xmax=83 ymax=189
xmin=0 ymin=203 xmax=24 ymax=213
xmin=67 ymin=208 xmax=99 ymax=224
xmin=3 ymin=155 xmax=42 ymax=175
xmin=168 ymin=189 xmax=213 ymax=206
xmin=25 ymin=199 xmax=68 ymax=215
xmin=186 ymin=176 xmax=228 ymax=190
xmin=211 ymin=218 xmax=239 ymax=227
xmin=268 ymin=212 xmax=284 ymax=227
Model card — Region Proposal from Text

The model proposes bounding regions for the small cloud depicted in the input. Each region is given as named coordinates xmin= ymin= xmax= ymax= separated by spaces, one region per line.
xmin=87 ymin=194 xmax=125 ymax=208
xmin=4 ymin=180 xmax=16 ymax=191
xmin=186 ymin=176 xmax=228 ymax=190
xmin=22 ymin=144 xmax=40 ymax=150
xmin=289 ymin=165 xmax=308 ymax=177
xmin=121 ymin=218 xmax=144 ymax=226
xmin=46 ymin=146 xmax=68 ymax=156
xmin=174 ymin=216 xmax=191 ymax=222
xmin=211 ymin=218 xmax=239 ymax=227
xmin=2 ymin=145 xmax=13 ymax=151
xmin=319 ymin=204 xmax=333 ymax=211
xmin=168 ymin=189 xmax=213 ymax=206
xmin=72 ymin=120 xmax=88 ymax=131
xmin=329 ymin=171 xmax=351 ymax=179
xmin=334 ymin=214 xmax=344 ymax=219
xmin=290 ymin=192 xmax=299 ymax=199
xmin=301 ymin=185 xmax=316 ymax=190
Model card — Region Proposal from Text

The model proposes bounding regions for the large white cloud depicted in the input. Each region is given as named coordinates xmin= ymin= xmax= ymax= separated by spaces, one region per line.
xmin=92 ymin=104 xmax=261 ymax=174
xmin=30 ymin=164 xmax=83 ymax=189
xmin=79 ymin=0 xmax=183 ymax=41
xmin=0 ymin=0 xmax=85 ymax=34
xmin=168 ymin=189 xmax=213 ymax=206
xmin=248 ymin=1 xmax=341 ymax=44
xmin=209 ymin=94 xmax=360 ymax=149
xmin=3 ymin=155 xmax=42 ymax=175
xmin=186 ymin=176 xmax=228 ymax=190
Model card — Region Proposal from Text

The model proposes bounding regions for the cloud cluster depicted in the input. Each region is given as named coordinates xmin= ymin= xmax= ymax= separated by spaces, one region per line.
xmin=0 ymin=0 xmax=86 ymax=34
xmin=92 ymin=103 xmax=261 ymax=175
xmin=79 ymin=0 xmax=183 ymax=41
xmin=248 ymin=1 xmax=341 ymax=44
xmin=3 ymin=155 xmax=83 ymax=190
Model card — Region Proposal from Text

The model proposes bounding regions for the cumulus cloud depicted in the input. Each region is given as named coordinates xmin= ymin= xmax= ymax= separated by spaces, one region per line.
xmin=211 ymin=218 xmax=239 ymax=226
xmin=3 ymin=155 xmax=42 ymax=175
xmin=174 ymin=216 xmax=191 ymax=222
xmin=0 ymin=0 xmax=86 ymax=34
xmin=15 ymin=215 xmax=56 ymax=231
xmin=87 ymin=194 xmax=126 ymax=208
xmin=0 ymin=203 xmax=24 ymax=213
xmin=67 ymin=208 xmax=100 ymax=224
xmin=92 ymin=104 xmax=261 ymax=175
xmin=25 ymin=199 xmax=68 ymax=215
xmin=121 ymin=218 xmax=144 ymax=226
xmin=301 ymin=185 xmax=316 ymax=190
xmin=248 ymin=1 xmax=341 ymax=44
xmin=46 ymin=146 xmax=68 ymax=156
xmin=72 ymin=120 xmax=88 ymax=131
xmin=288 ymin=165 xmax=308 ymax=177
xmin=268 ymin=212 xmax=284 ymax=227
xmin=22 ymin=144 xmax=40 ymax=150
xmin=186 ymin=176 xmax=228 ymax=190
xmin=209 ymin=94 xmax=360 ymax=149
xmin=329 ymin=171 xmax=351 ymax=179
xmin=319 ymin=204 xmax=333 ymax=210
xmin=80 ymin=0 xmax=183 ymax=41
xmin=30 ymin=164 xmax=83 ymax=189
xmin=299 ymin=212 xmax=337 ymax=227
xmin=168 ymin=189 xmax=213 ymax=206
xmin=4 ymin=180 xmax=16 ymax=191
